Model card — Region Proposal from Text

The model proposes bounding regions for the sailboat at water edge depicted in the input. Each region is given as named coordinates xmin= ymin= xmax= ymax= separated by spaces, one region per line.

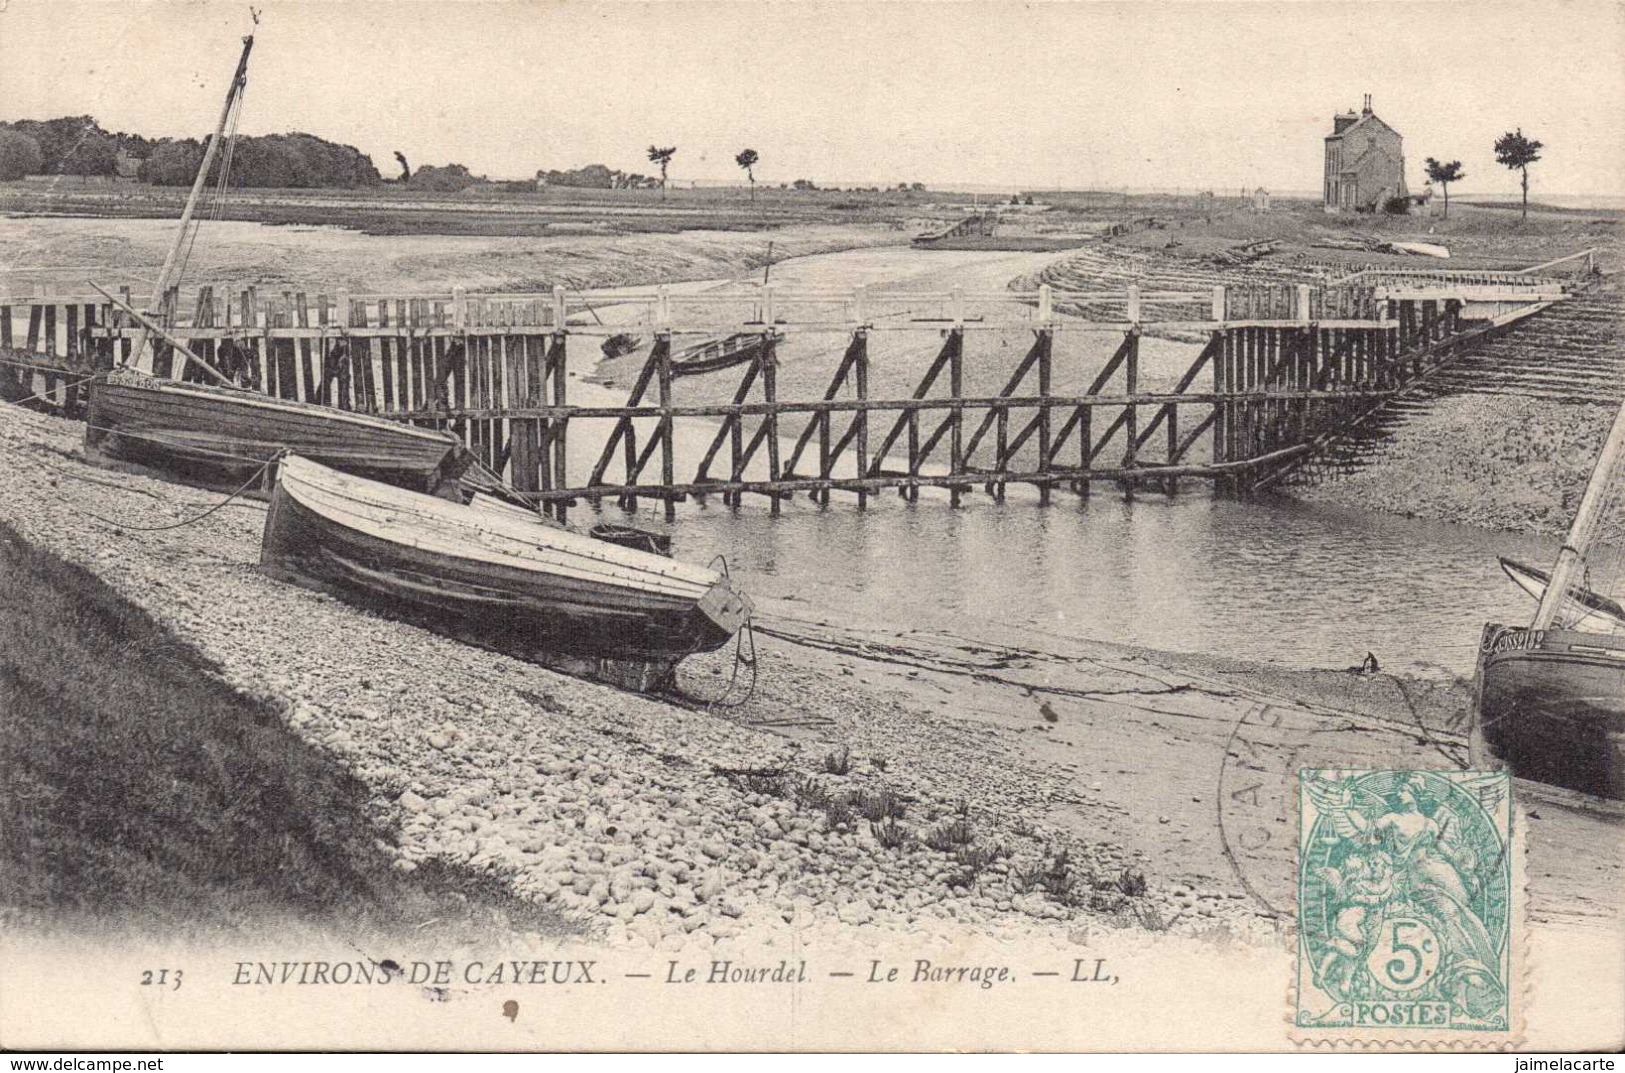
xmin=78 ymin=21 xmax=469 ymax=498
xmin=1472 ymin=399 xmax=1625 ymax=802
xmin=71 ymin=18 xmax=759 ymax=692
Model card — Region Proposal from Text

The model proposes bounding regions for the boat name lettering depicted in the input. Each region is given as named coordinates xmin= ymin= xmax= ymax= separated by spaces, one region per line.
xmin=1484 ymin=627 xmax=1546 ymax=654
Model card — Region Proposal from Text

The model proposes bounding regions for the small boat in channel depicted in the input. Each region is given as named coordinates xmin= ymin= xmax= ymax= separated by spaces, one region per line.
xmin=672 ymin=332 xmax=769 ymax=377
xmin=260 ymin=455 xmax=753 ymax=692
xmin=1496 ymin=557 xmax=1625 ymax=634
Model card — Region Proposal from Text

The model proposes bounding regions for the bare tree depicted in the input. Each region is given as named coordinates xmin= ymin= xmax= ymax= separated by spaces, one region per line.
xmin=647 ymin=145 xmax=677 ymax=199
xmin=1493 ymin=129 xmax=1542 ymax=222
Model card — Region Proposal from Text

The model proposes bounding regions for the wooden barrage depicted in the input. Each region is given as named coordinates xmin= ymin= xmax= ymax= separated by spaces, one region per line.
xmin=2 ymin=276 xmax=1569 ymax=519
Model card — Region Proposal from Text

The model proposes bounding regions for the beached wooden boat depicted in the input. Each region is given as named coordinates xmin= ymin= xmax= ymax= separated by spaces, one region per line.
xmin=261 ymin=455 xmax=753 ymax=691
xmin=85 ymin=367 xmax=466 ymax=493
xmin=1473 ymin=625 xmax=1625 ymax=799
xmin=75 ymin=27 xmax=471 ymax=499
xmin=1472 ymin=399 xmax=1625 ymax=801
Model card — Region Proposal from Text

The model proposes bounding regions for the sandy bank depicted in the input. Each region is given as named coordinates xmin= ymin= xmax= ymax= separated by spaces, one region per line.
xmin=0 ymin=216 xmax=910 ymax=296
xmin=0 ymin=405 xmax=1171 ymax=951
xmin=1296 ymin=393 xmax=1625 ymax=537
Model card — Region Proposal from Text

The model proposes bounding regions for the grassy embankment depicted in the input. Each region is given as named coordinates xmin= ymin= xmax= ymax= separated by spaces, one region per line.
xmin=1106 ymin=200 xmax=1620 ymax=269
xmin=0 ymin=520 xmax=578 ymax=940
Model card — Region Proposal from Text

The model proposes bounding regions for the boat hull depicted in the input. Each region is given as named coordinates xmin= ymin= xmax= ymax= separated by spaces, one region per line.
xmin=260 ymin=460 xmax=747 ymax=691
xmin=673 ymin=333 xmax=767 ymax=377
xmin=1473 ymin=624 xmax=1625 ymax=801
xmin=85 ymin=373 xmax=461 ymax=493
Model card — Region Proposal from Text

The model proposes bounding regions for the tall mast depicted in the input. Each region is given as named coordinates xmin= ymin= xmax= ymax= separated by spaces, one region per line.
xmin=1531 ymin=396 xmax=1625 ymax=631
xmin=130 ymin=20 xmax=256 ymax=370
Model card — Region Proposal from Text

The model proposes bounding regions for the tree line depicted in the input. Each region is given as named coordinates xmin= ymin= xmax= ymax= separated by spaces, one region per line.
xmin=0 ymin=115 xmax=384 ymax=187
xmin=0 ymin=116 xmax=944 ymax=200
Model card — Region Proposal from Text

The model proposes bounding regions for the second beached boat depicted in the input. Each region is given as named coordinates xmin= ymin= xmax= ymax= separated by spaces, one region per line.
xmin=86 ymin=367 xmax=468 ymax=493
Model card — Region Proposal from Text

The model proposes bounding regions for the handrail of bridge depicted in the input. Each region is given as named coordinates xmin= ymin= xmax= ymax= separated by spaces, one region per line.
xmin=1519 ymin=247 xmax=1601 ymax=275
xmin=5 ymin=278 xmax=1564 ymax=341
xmin=76 ymin=317 xmax=1411 ymax=337
xmin=1327 ymin=247 xmax=1599 ymax=288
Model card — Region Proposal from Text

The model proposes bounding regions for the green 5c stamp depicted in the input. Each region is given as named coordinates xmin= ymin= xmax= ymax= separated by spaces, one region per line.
xmin=1295 ymin=769 xmax=1518 ymax=1043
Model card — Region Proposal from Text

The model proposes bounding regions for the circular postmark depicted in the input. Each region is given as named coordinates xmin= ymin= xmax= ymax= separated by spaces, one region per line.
xmin=1215 ymin=694 xmax=1476 ymax=918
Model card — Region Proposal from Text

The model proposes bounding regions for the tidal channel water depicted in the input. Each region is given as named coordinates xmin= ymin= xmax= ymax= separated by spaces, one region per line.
xmin=3 ymin=220 xmax=1592 ymax=677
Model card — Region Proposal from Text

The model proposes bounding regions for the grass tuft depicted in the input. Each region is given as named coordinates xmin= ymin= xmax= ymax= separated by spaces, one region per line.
xmin=869 ymin=817 xmax=910 ymax=850
xmin=821 ymin=745 xmax=852 ymax=776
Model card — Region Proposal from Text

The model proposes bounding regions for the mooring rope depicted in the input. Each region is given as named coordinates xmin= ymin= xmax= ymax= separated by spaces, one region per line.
xmin=697 ymin=554 xmax=760 ymax=710
xmin=55 ymin=458 xmax=273 ymax=533
xmin=701 ymin=616 xmax=760 ymax=712
xmin=0 ymin=371 xmax=99 ymax=409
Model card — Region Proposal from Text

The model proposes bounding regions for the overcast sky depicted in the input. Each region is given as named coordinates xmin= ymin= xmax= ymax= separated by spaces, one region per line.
xmin=2 ymin=1 xmax=1620 ymax=195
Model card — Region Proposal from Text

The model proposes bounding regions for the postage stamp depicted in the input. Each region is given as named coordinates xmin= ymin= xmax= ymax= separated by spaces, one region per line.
xmin=1294 ymin=769 xmax=1519 ymax=1046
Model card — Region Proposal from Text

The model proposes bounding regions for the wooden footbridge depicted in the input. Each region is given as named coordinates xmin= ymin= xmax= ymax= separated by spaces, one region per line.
xmin=0 ymin=269 xmax=1579 ymax=521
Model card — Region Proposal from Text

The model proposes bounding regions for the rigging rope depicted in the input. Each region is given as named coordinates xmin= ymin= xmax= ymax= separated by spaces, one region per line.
xmin=177 ymin=75 xmax=248 ymax=288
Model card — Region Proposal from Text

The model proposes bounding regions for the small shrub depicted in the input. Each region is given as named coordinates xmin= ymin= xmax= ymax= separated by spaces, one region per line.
xmin=716 ymin=767 xmax=786 ymax=795
xmin=870 ymin=757 xmax=888 ymax=773
xmin=1029 ymin=846 xmax=1076 ymax=901
xmin=1116 ymin=868 xmax=1148 ymax=898
xmin=1135 ymin=901 xmax=1170 ymax=932
xmin=1383 ymin=196 xmax=1411 ymax=216
xmin=852 ymin=787 xmax=906 ymax=823
xmin=822 ymin=745 xmax=851 ymax=776
xmin=952 ymin=842 xmax=1006 ymax=874
xmin=923 ymin=817 xmax=975 ymax=853
xmin=870 ymin=817 xmax=910 ymax=850
xmin=823 ymin=800 xmax=854 ymax=831
xmin=743 ymin=772 xmax=786 ymax=797
xmin=792 ymin=776 xmax=830 ymax=810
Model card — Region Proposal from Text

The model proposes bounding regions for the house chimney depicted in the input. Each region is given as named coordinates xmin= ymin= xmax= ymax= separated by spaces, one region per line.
xmin=1362 ymin=93 xmax=1373 ymax=115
